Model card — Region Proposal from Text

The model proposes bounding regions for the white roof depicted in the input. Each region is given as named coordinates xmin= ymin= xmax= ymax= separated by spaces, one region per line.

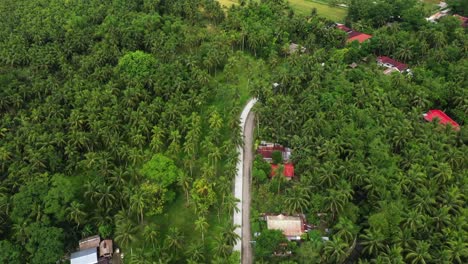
xmin=70 ymin=248 xmax=98 ymax=264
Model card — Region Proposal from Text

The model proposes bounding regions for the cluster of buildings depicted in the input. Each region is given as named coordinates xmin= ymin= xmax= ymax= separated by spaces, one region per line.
xmin=426 ymin=1 xmax=468 ymax=27
xmin=335 ymin=23 xmax=413 ymax=75
xmin=70 ymin=236 xmax=115 ymax=264
xmin=257 ymin=141 xmax=294 ymax=179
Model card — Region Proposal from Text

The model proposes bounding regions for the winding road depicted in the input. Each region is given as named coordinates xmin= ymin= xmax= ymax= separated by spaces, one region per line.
xmin=233 ymin=98 xmax=257 ymax=264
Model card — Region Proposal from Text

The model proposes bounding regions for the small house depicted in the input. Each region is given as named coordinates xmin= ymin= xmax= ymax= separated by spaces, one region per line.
xmin=336 ymin=23 xmax=372 ymax=43
xmin=454 ymin=14 xmax=468 ymax=28
xmin=288 ymin=43 xmax=306 ymax=55
xmin=377 ymin=56 xmax=410 ymax=74
xmin=71 ymin=236 xmax=114 ymax=264
xmin=79 ymin=235 xmax=101 ymax=251
xmin=423 ymin=110 xmax=460 ymax=131
xmin=426 ymin=9 xmax=450 ymax=23
xmin=99 ymin=240 xmax=113 ymax=258
xmin=266 ymin=214 xmax=306 ymax=241
xmin=257 ymin=142 xmax=291 ymax=162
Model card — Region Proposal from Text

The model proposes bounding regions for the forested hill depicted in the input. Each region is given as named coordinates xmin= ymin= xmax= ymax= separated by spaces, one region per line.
xmin=0 ymin=0 xmax=467 ymax=263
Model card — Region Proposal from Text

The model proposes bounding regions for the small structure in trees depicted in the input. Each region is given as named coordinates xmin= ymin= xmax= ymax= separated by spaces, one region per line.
xmin=423 ymin=110 xmax=460 ymax=131
xmin=79 ymin=235 xmax=101 ymax=250
xmin=257 ymin=142 xmax=291 ymax=162
xmin=454 ymin=14 xmax=468 ymax=27
xmin=336 ymin=23 xmax=372 ymax=43
xmin=265 ymin=214 xmax=307 ymax=241
xmin=71 ymin=236 xmax=114 ymax=264
xmin=99 ymin=240 xmax=113 ymax=258
xmin=288 ymin=43 xmax=306 ymax=55
xmin=426 ymin=9 xmax=450 ymax=23
xmin=377 ymin=56 xmax=411 ymax=74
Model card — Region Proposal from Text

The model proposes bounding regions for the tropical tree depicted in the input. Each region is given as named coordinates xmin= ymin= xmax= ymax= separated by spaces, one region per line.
xmin=194 ymin=216 xmax=209 ymax=243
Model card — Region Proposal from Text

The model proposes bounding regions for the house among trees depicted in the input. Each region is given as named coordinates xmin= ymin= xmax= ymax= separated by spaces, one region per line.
xmin=426 ymin=9 xmax=450 ymax=23
xmin=454 ymin=14 xmax=468 ymax=28
xmin=377 ymin=56 xmax=411 ymax=74
xmin=423 ymin=109 xmax=460 ymax=131
xmin=257 ymin=142 xmax=291 ymax=162
xmin=71 ymin=236 xmax=114 ymax=264
xmin=336 ymin=24 xmax=372 ymax=43
xmin=265 ymin=214 xmax=307 ymax=241
xmin=288 ymin=43 xmax=306 ymax=54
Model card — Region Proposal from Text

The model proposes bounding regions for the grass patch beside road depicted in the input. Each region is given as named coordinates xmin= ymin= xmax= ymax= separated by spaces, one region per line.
xmin=217 ymin=0 xmax=347 ymax=22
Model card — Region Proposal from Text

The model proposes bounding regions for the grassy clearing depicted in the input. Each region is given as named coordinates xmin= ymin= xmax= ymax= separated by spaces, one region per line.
xmin=216 ymin=0 xmax=347 ymax=22
xmin=289 ymin=0 xmax=347 ymax=21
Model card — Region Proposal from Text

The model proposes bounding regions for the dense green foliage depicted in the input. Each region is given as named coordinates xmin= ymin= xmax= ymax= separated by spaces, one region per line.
xmin=1 ymin=0 xmax=466 ymax=263
xmin=251 ymin=1 xmax=467 ymax=263
xmin=0 ymin=0 xmax=267 ymax=263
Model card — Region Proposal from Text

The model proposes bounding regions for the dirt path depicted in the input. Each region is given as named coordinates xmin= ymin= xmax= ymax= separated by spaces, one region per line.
xmin=233 ymin=99 xmax=257 ymax=264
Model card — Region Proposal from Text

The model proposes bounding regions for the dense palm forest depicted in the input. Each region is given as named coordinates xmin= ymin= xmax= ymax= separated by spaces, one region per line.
xmin=0 ymin=0 xmax=466 ymax=263
xmin=250 ymin=0 xmax=467 ymax=263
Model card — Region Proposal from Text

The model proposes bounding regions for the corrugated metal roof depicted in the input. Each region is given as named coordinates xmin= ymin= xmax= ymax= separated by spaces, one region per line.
xmin=71 ymin=248 xmax=98 ymax=264
xmin=266 ymin=215 xmax=304 ymax=237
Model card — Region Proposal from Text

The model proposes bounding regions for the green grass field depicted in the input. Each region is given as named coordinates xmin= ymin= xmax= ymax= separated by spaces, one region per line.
xmin=217 ymin=0 xmax=347 ymax=22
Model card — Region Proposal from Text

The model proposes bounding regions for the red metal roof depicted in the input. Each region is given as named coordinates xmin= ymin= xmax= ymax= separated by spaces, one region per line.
xmin=377 ymin=56 xmax=408 ymax=71
xmin=424 ymin=110 xmax=460 ymax=131
xmin=271 ymin=163 xmax=294 ymax=178
xmin=337 ymin=24 xmax=351 ymax=32
xmin=347 ymin=33 xmax=372 ymax=43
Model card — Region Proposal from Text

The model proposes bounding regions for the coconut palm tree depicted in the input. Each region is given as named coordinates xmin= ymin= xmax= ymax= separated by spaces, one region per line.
xmin=165 ymin=227 xmax=184 ymax=256
xmin=405 ymin=241 xmax=432 ymax=264
xmin=323 ymin=238 xmax=348 ymax=263
xmin=115 ymin=221 xmax=138 ymax=249
xmin=360 ymin=228 xmax=386 ymax=256
xmin=195 ymin=216 xmax=209 ymax=243
xmin=66 ymin=201 xmax=87 ymax=227
xmin=143 ymin=225 xmax=158 ymax=250
xmin=284 ymin=186 xmax=310 ymax=214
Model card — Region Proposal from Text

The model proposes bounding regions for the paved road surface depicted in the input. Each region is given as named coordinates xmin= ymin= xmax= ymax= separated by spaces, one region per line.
xmin=241 ymin=111 xmax=255 ymax=264
xmin=233 ymin=99 xmax=257 ymax=264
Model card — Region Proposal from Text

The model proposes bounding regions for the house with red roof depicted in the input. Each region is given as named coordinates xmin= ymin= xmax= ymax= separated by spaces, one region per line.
xmin=423 ymin=110 xmax=460 ymax=131
xmin=336 ymin=23 xmax=372 ymax=43
xmin=270 ymin=163 xmax=295 ymax=179
xmin=377 ymin=56 xmax=411 ymax=74
xmin=454 ymin=14 xmax=468 ymax=28
xmin=257 ymin=142 xmax=291 ymax=162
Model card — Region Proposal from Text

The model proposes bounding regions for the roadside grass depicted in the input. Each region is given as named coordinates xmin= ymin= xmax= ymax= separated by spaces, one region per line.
xmin=216 ymin=0 xmax=347 ymax=22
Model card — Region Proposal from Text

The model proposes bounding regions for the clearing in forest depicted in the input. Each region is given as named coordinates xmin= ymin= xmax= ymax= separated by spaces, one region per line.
xmin=217 ymin=0 xmax=347 ymax=22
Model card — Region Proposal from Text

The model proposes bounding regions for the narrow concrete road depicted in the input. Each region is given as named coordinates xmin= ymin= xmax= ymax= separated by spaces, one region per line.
xmin=233 ymin=99 xmax=257 ymax=264
xmin=241 ymin=111 xmax=255 ymax=264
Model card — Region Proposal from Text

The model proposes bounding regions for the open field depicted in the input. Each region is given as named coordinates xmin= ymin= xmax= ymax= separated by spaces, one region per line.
xmin=289 ymin=0 xmax=347 ymax=21
xmin=217 ymin=0 xmax=347 ymax=22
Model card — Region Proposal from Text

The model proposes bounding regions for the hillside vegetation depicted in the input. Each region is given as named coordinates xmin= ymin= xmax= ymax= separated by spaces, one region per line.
xmin=0 ymin=0 xmax=466 ymax=264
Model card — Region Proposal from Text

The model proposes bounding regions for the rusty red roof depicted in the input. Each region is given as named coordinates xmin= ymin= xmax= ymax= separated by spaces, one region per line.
xmin=348 ymin=33 xmax=372 ymax=43
xmin=424 ymin=110 xmax=460 ymax=131
xmin=337 ymin=24 xmax=352 ymax=32
xmin=454 ymin=14 xmax=468 ymax=27
xmin=271 ymin=163 xmax=294 ymax=178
